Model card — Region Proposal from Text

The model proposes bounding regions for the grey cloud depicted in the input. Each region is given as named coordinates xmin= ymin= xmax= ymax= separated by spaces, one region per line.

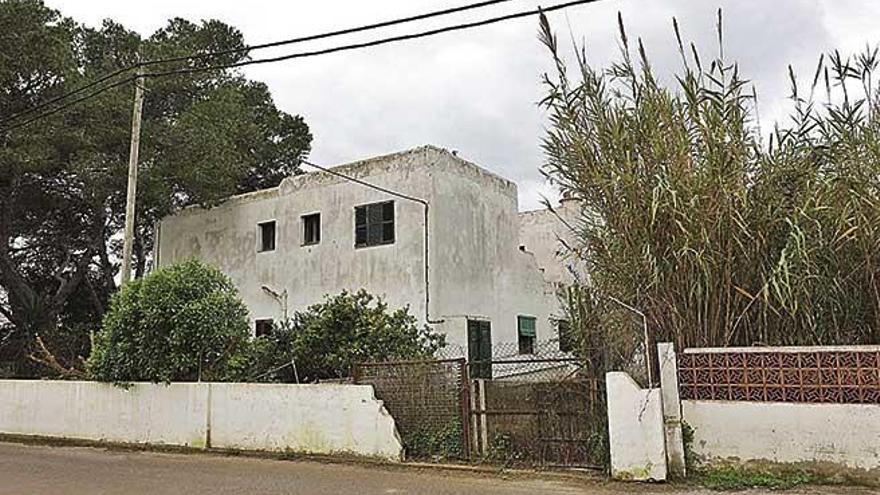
xmin=45 ymin=0 xmax=877 ymax=209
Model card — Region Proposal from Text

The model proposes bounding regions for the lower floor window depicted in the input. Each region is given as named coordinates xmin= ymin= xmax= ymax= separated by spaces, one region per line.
xmin=517 ymin=315 xmax=536 ymax=355
xmin=255 ymin=318 xmax=274 ymax=337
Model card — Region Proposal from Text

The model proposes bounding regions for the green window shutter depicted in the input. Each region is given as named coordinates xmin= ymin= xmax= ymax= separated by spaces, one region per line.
xmin=518 ymin=316 xmax=536 ymax=337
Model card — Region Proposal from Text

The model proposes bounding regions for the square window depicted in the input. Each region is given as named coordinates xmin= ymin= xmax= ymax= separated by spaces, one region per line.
xmin=302 ymin=213 xmax=320 ymax=246
xmin=517 ymin=316 xmax=536 ymax=355
xmin=557 ymin=319 xmax=574 ymax=353
xmin=255 ymin=319 xmax=274 ymax=337
xmin=355 ymin=201 xmax=395 ymax=248
xmin=258 ymin=221 xmax=276 ymax=252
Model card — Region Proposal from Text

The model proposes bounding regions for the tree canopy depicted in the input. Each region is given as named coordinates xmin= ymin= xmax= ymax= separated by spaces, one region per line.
xmin=0 ymin=0 xmax=311 ymax=376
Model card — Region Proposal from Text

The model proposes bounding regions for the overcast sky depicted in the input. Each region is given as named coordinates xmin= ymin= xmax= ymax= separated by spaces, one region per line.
xmin=45 ymin=0 xmax=880 ymax=210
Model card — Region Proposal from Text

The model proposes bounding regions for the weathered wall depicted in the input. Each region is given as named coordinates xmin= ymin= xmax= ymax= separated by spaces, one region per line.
xmin=0 ymin=380 xmax=207 ymax=447
xmin=517 ymin=199 xmax=584 ymax=286
xmin=606 ymin=372 xmax=667 ymax=481
xmin=209 ymin=383 xmax=402 ymax=459
xmin=676 ymin=345 xmax=880 ymax=483
xmin=683 ymin=400 xmax=880 ymax=479
xmin=156 ymin=145 xmax=565 ymax=352
xmin=0 ymin=381 xmax=403 ymax=461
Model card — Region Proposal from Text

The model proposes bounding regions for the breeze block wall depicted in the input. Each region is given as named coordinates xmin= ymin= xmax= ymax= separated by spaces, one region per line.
xmin=676 ymin=346 xmax=880 ymax=483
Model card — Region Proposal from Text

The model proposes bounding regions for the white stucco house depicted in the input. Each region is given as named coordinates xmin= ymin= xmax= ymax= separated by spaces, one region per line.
xmin=155 ymin=145 xmax=582 ymax=372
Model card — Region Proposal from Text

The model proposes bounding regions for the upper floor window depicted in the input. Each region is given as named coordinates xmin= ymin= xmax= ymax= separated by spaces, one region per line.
xmin=517 ymin=315 xmax=536 ymax=355
xmin=258 ymin=221 xmax=276 ymax=252
xmin=355 ymin=201 xmax=394 ymax=248
xmin=302 ymin=213 xmax=320 ymax=246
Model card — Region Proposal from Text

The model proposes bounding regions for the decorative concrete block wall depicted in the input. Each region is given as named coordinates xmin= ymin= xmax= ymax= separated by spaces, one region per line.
xmin=606 ymin=372 xmax=667 ymax=481
xmin=0 ymin=380 xmax=403 ymax=461
xmin=676 ymin=346 xmax=880 ymax=483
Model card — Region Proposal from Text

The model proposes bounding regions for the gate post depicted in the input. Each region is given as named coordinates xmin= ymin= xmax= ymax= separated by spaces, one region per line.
xmin=606 ymin=372 xmax=667 ymax=481
xmin=458 ymin=359 xmax=472 ymax=460
xmin=658 ymin=343 xmax=686 ymax=478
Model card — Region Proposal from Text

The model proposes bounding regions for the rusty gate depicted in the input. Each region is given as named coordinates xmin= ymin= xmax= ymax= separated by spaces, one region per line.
xmin=469 ymin=357 xmax=607 ymax=468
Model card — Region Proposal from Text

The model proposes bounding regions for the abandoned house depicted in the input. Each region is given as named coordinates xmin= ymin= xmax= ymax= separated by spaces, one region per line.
xmin=155 ymin=145 xmax=583 ymax=367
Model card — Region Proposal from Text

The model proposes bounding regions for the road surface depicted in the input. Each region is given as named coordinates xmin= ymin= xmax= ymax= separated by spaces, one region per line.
xmin=0 ymin=442 xmax=873 ymax=494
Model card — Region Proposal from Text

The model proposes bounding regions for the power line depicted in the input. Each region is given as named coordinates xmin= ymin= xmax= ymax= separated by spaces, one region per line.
xmin=2 ymin=0 xmax=600 ymax=132
xmin=142 ymin=0 xmax=598 ymax=78
xmin=1 ymin=0 xmax=517 ymax=126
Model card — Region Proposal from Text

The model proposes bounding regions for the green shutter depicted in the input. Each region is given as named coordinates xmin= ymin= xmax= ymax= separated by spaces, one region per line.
xmin=518 ymin=316 xmax=536 ymax=337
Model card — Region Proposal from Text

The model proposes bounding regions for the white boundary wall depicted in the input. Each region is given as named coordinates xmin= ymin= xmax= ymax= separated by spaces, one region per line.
xmin=0 ymin=380 xmax=403 ymax=461
xmin=683 ymin=400 xmax=880 ymax=475
xmin=673 ymin=345 xmax=880 ymax=483
xmin=606 ymin=372 xmax=667 ymax=481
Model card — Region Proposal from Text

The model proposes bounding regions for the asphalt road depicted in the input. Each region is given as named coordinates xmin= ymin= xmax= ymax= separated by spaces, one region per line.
xmin=0 ymin=442 xmax=874 ymax=495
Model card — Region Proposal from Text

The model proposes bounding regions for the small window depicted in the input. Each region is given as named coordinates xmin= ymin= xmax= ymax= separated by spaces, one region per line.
xmin=355 ymin=201 xmax=394 ymax=248
xmin=302 ymin=213 xmax=320 ymax=246
xmin=258 ymin=221 xmax=276 ymax=252
xmin=557 ymin=319 xmax=573 ymax=353
xmin=517 ymin=316 xmax=536 ymax=355
xmin=255 ymin=318 xmax=274 ymax=337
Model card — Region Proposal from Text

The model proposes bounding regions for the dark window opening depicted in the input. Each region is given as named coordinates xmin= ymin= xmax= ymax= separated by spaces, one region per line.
xmin=258 ymin=221 xmax=276 ymax=252
xmin=557 ymin=319 xmax=574 ymax=353
xmin=517 ymin=315 xmax=536 ymax=355
xmin=468 ymin=319 xmax=492 ymax=379
xmin=355 ymin=201 xmax=394 ymax=248
xmin=302 ymin=213 xmax=320 ymax=246
xmin=255 ymin=319 xmax=274 ymax=337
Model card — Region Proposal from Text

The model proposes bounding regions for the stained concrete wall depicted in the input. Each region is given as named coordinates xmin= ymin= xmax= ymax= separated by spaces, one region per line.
xmin=0 ymin=380 xmax=208 ymax=447
xmin=0 ymin=381 xmax=403 ymax=461
xmin=156 ymin=145 xmax=565 ymax=352
xmin=209 ymin=383 xmax=402 ymax=459
xmin=606 ymin=372 xmax=667 ymax=481
xmin=517 ymin=199 xmax=585 ymax=286
xmin=682 ymin=400 xmax=880 ymax=479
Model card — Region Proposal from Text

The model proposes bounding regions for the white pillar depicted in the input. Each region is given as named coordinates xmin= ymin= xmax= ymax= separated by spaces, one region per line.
xmin=658 ymin=342 xmax=686 ymax=478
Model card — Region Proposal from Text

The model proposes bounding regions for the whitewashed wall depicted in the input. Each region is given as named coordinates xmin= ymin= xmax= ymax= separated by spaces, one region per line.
xmin=0 ymin=381 xmax=403 ymax=461
xmin=209 ymin=383 xmax=402 ymax=459
xmin=606 ymin=372 xmax=667 ymax=481
xmin=0 ymin=380 xmax=208 ymax=447
xmin=156 ymin=145 xmax=565 ymax=352
xmin=683 ymin=400 xmax=880 ymax=477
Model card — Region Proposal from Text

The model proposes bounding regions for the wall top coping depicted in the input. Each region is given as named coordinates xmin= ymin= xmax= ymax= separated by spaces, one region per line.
xmin=683 ymin=345 xmax=880 ymax=354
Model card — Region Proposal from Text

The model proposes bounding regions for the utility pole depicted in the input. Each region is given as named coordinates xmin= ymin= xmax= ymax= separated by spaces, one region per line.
xmin=120 ymin=71 xmax=145 ymax=285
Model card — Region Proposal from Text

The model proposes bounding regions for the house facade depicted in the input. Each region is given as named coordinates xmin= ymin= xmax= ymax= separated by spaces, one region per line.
xmin=155 ymin=145 xmax=581 ymax=365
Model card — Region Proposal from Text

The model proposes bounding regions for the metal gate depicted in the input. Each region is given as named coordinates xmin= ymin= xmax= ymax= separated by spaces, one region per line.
xmin=469 ymin=358 xmax=607 ymax=468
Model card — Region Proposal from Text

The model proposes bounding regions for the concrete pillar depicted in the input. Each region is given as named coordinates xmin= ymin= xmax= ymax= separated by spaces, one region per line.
xmin=606 ymin=372 xmax=667 ymax=481
xmin=658 ymin=342 xmax=686 ymax=478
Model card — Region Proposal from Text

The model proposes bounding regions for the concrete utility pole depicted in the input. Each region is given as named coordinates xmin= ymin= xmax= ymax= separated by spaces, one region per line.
xmin=120 ymin=71 xmax=145 ymax=285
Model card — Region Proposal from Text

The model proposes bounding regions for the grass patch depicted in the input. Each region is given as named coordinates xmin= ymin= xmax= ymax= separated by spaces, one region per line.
xmin=697 ymin=466 xmax=816 ymax=491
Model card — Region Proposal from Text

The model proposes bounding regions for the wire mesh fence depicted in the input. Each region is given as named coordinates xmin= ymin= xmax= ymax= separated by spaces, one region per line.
xmin=354 ymin=339 xmax=610 ymax=467
xmin=352 ymin=358 xmax=470 ymax=460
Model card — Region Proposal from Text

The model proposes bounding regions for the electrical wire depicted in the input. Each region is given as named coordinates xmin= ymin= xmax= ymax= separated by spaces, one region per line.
xmin=1 ymin=0 xmax=601 ymax=132
xmin=1 ymin=0 xmax=518 ymax=126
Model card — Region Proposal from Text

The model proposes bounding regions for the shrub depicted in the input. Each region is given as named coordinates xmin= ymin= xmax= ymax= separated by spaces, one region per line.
xmin=88 ymin=259 xmax=251 ymax=383
xmin=249 ymin=289 xmax=444 ymax=382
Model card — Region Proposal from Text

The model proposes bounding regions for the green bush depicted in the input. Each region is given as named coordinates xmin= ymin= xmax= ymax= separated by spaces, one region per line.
xmin=88 ymin=259 xmax=251 ymax=384
xmin=248 ymin=289 xmax=444 ymax=382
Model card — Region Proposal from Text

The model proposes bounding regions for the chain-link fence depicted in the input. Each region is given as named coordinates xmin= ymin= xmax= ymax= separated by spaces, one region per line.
xmin=353 ymin=359 xmax=470 ymax=460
